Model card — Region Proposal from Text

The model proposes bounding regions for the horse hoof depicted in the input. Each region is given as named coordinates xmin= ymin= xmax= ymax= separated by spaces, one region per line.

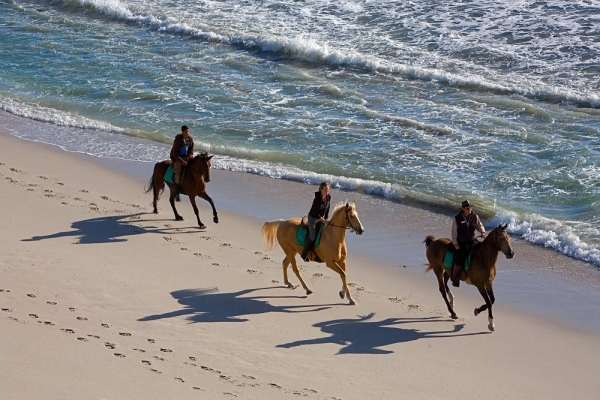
xmin=451 ymin=314 xmax=458 ymax=320
xmin=349 ymin=299 xmax=356 ymax=305
xmin=213 ymin=216 xmax=219 ymax=223
xmin=306 ymin=289 xmax=313 ymax=295
xmin=488 ymin=323 xmax=495 ymax=332
xmin=339 ymin=291 xmax=345 ymax=299
xmin=198 ymin=224 xmax=207 ymax=229
xmin=474 ymin=308 xmax=480 ymax=316
xmin=153 ymin=210 xmax=158 ymax=214
xmin=175 ymin=216 xmax=184 ymax=221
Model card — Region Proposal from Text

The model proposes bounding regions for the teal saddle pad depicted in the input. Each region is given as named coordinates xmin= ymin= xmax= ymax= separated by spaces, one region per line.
xmin=443 ymin=250 xmax=471 ymax=271
xmin=164 ymin=165 xmax=175 ymax=184
xmin=295 ymin=224 xmax=324 ymax=248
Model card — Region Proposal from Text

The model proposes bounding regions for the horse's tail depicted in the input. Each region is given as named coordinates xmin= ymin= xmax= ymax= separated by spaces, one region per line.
xmin=144 ymin=162 xmax=165 ymax=196
xmin=424 ymin=235 xmax=435 ymax=247
xmin=261 ymin=220 xmax=283 ymax=251
xmin=423 ymin=235 xmax=435 ymax=274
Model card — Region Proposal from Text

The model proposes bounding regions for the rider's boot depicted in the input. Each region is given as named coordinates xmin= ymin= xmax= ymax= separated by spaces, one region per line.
xmin=451 ymin=263 xmax=461 ymax=287
xmin=301 ymin=238 xmax=313 ymax=262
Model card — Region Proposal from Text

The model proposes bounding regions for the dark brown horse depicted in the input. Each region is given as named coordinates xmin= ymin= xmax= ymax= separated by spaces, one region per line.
xmin=424 ymin=224 xmax=514 ymax=331
xmin=144 ymin=152 xmax=218 ymax=229
xmin=261 ymin=202 xmax=365 ymax=304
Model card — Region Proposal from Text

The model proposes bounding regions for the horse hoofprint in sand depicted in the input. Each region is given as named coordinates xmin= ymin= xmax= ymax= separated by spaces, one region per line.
xmin=424 ymin=224 xmax=514 ymax=332
xmin=261 ymin=202 xmax=364 ymax=305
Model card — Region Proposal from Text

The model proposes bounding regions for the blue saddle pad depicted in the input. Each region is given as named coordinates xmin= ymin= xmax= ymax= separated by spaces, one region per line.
xmin=295 ymin=224 xmax=324 ymax=248
xmin=443 ymin=250 xmax=471 ymax=271
xmin=164 ymin=165 xmax=175 ymax=184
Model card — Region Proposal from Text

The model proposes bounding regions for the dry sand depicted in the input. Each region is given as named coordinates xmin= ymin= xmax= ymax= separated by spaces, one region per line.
xmin=1 ymin=131 xmax=599 ymax=399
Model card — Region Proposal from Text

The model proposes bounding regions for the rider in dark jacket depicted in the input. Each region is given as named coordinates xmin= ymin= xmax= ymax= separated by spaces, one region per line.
xmin=170 ymin=125 xmax=194 ymax=198
xmin=301 ymin=182 xmax=331 ymax=262
xmin=451 ymin=200 xmax=486 ymax=287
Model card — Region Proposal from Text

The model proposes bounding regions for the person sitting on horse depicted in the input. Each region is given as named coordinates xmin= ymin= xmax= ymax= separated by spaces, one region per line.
xmin=451 ymin=199 xmax=486 ymax=287
xmin=170 ymin=125 xmax=194 ymax=199
xmin=301 ymin=182 xmax=331 ymax=262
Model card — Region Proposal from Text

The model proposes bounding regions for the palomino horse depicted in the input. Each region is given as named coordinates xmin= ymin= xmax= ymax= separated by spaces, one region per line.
xmin=261 ymin=202 xmax=365 ymax=305
xmin=424 ymin=224 xmax=514 ymax=331
xmin=144 ymin=152 xmax=218 ymax=229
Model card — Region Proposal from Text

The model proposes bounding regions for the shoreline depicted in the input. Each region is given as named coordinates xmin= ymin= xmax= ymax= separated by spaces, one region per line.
xmin=3 ymin=130 xmax=600 ymax=333
xmin=1 ymin=129 xmax=600 ymax=399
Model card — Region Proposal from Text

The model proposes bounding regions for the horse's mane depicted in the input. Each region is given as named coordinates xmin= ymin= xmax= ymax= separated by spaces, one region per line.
xmin=331 ymin=201 xmax=355 ymax=216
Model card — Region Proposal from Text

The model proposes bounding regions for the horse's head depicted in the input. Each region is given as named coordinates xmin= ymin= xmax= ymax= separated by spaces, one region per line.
xmin=194 ymin=152 xmax=213 ymax=183
xmin=489 ymin=224 xmax=514 ymax=259
xmin=344 ymin=202 xmax=365 ymax=235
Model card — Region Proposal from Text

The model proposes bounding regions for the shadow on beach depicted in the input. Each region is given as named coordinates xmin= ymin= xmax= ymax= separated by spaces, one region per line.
xmin=277 ymin=313 xmax=487 ymax=355
xmin=21 ymin=213 xmax=202 ymax=244
xmin=138 ymin=287 xmax=333 ymax=323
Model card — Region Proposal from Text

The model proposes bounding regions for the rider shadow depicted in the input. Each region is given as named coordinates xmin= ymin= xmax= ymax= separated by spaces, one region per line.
xmin=21 ymin=212 xmax=168 ymax=244
xmin=138 ymin=287 xmax=333 ymax=324
xmin=277 ymin=313 xmax=487 ymax=355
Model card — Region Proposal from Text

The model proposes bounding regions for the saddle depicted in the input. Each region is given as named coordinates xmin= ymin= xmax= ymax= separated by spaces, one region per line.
xmin=296 ymin=218 xmax=324 ymax=263
xmin=164 ymin=164 xmax=186 ymax=185
xmin=443 ymin=242 xmax=472 ymax=270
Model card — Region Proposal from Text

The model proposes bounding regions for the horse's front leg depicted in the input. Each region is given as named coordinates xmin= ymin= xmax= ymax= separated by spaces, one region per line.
xmin=198 ymin=191 xmax=218 ymax=223
xmin=188 ymin=196 xmax=206 ymax=229
xmin=474 ymin=285 xmax=495 ymax=332
xmin=327 ymin=260 xmax=355 ymax=305
xmin=167 ymin=185 xmax=184 ymax=221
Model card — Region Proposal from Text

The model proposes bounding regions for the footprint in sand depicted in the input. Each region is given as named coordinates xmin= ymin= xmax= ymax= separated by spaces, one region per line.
xmin=77 ymin=337 xmax=89 ymax=342
xmin=77 ymin=317 xmax=88 ymax=321
xmin=189 ymin=356 xmax=198 ymax=361
xmin=192 ymin=387 xmax=204 ymax=391
xmin=79 ymin=189 xmax=88 ymax=193
xmin=174 ymin=378 xmax=185 ymax=383
xmin=149 ymin=369 xmax=162 ymax=374
xmin=147 ymin=338 xmax=156 ymax=344
xmin=133 ymin=348 xmax=145 ymax=353
xmin=242 ymin=375 xmax=255 ymax=380
xmin=69 ymin=307 xmax=76 ymax=312
xmin=0 ymin=289 xmax=10 ymax=292
xmin=27 ymin=294 xmax=36 ymax=298
xmin=39 ymin=321 xmax=55 ymax=326
xmin=141 ymin=360 xmax=151 ymax=365
xmin=60 ymin=328 xmax=75 ymax=334
xmin=101 ymin=323 xmax=112 ymax=328
xmin=104 ymin=342 xmax=116 ymax=349
xmin=160 ymin=348 xmax=173 ymax=353
xmin=47 ymin=301 xmax=57 ymax=305
xmin=113 ymin=353 xmax=126 ymax=358
xmin=269 ymin=383 xmax=282 ymax=389
xmin=1 ymin=308 xmax=12 ymax=312
xmin=119 ymin=332 xmax=131 ymax=337
xmin=87 ymin=335 xmax=100 ymax=339
xmin=28 ymin=314 xmax=39 ymax=318
xmin=153 ymin=356 xmax=165 ymax=361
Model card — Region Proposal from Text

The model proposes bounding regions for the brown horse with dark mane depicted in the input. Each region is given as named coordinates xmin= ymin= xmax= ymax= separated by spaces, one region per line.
xmin=261 ymin=202 xmax=364 ymax=305
xmin=424 ymin=224 xmax=514 ymax=331
xmin=144 ymin=152 xmax=218 ymax=229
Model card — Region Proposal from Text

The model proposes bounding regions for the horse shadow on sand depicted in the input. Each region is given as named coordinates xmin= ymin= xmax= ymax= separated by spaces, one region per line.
xmin=277 ymin=312 xmax=488 ymax=355
xmin=138 ymin=287 xmax=334 ymax=324
xmin=21 ymin=212 xmax=200 ymax=244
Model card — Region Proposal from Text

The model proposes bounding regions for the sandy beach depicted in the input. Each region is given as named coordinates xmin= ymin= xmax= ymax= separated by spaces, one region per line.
xmin=1 ymin=131 xmax=599 ymax=400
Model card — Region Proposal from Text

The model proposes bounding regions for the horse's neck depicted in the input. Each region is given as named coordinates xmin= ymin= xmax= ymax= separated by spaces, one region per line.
xmin=475 ymin=234 xmax=500 ymax=266
xmin=327 ymin=210 xmax=347 ymax=241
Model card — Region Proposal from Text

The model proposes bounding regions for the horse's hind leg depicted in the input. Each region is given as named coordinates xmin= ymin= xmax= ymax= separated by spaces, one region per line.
xmin=436 ymin=268 xmax=457 ymax=319
xmin=443 ymin=273 xmax=455 ymax=310
xmin=168 ymin=193 xmax=184 ymax=221
xmin=198 ymin=192 xmax=219 ymax=223
xmin=289 ymin=255 xmax=312 ymax=295
xmin=474 ymin=284 xmax=495 ymax=332
xmin=189 ymin=197 xmax=206 ymax=228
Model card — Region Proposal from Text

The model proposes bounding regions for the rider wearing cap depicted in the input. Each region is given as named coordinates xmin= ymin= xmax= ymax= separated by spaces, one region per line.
xmin=451 ymin=200 xmax=486 ymax=287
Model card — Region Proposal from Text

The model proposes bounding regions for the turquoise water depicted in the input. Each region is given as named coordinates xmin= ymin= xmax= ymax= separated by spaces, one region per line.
xmin=1 ymin=0 xmax=599 ymax=266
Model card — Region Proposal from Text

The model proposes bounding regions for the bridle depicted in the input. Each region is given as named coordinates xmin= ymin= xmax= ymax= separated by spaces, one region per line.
xmin=187 ymin=155 xmax=211 ymax=181
xmin=328 ymin=206 xmax=359 ymax=233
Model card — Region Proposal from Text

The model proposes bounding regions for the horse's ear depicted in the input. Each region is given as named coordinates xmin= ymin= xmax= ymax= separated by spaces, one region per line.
xmin=499 ymin=223 xmax=507 ymax=230
xmin=208 ymin=155 xmax=213 ymax=160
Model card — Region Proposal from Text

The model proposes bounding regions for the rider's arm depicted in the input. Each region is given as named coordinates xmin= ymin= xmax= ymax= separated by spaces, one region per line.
xmin=451 ymin=219 xmax=458 ymax=247
xmin=475 ymin=215 xmax=486 ymax=237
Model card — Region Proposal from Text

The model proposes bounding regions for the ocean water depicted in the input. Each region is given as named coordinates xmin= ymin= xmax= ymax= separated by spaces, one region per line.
xmin=1 ymin=0 xmax=600 ymax=267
